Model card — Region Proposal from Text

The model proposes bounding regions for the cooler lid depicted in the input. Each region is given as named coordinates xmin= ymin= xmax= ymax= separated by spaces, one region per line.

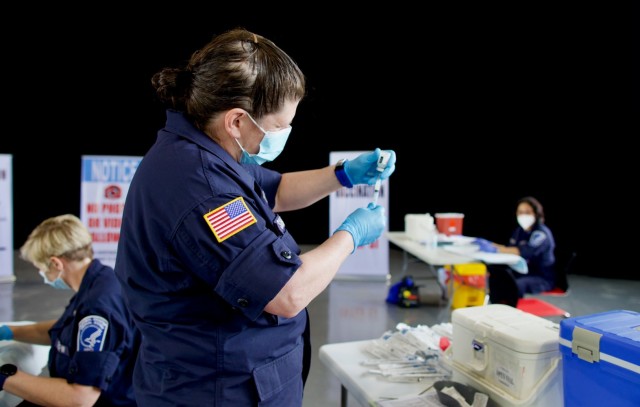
xmin=559 ymin=309 xmax=640 ymax=366
xmin=452 ymin=304 xmax=560 ymax=354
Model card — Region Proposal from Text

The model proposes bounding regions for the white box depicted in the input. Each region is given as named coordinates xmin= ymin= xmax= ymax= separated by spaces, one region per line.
xmin=404 ymin=213 xmax=436 ymax=244
xmin=451 ymin=304 xmax=563 ymax=406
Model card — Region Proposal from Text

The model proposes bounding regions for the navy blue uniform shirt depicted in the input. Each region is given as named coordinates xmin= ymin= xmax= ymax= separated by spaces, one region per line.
xmin=48 ymin=259 xmax=139 ymax=406
xmin=509 ymin=222 xmax=556 ymax=286
xmin=115 ymin=110 xmax=306 ymax=406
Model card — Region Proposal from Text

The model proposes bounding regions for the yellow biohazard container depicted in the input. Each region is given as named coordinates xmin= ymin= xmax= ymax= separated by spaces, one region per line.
xmin=447 ymin=263 xmax=487 ymax=309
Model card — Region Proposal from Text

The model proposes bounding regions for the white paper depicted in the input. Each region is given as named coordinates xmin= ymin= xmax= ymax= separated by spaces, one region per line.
xmin=376 ymin=388 xmax=444 ymax=406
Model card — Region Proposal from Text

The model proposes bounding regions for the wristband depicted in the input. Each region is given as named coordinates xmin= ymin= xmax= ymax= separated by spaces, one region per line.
xmin=334 ymin=159 xmax=353 ymax=188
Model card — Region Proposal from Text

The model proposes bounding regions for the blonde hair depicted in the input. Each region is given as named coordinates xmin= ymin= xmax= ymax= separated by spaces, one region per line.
xmin=19 ymin=214 xmax=94 ymax=270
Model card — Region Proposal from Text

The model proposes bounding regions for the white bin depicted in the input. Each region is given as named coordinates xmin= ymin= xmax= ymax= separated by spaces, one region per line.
xmin=451 ymin=304 xmax=563 ymax=406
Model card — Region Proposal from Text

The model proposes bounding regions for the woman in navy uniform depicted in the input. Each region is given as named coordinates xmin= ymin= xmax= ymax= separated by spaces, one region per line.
xmin=0 ymin=214 xmax=140 ymax=406
xmin=476 ymin=196 xmax=557 ymax=306
xmin=114 ymin=28 xmax=396 ymax=406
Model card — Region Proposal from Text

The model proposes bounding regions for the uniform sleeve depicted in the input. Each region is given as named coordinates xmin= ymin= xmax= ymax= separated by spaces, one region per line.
xmin=66 ymin=270 xmax=137 ymax=391
xmin=173 ymin=193 xmax=301 ymax=321
xmin=518 ymin=229 xmax=551 ymax=260
xmin=67 ymin=314 xmax=123 ymax=390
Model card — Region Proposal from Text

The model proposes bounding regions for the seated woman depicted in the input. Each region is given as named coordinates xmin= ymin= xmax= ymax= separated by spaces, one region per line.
xmin=475 ymin=196 xmax=556 ymax=307
xmin=0 ymin=214 xmax=140 ymax=406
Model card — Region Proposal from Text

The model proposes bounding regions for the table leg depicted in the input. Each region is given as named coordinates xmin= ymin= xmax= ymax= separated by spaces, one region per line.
xmin=401 ymin=250 xmax=450 ymax=304
xmin=340 ymin=384 xmax=348 ymax=407
xmin=401 ymin=250 xmax=409 ymax=276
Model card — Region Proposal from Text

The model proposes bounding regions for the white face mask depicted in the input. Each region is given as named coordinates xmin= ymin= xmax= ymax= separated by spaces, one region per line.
xmin=517 ymin=214 xmax=536 ymax=230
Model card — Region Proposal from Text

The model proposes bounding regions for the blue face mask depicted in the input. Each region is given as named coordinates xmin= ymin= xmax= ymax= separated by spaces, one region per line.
xmin=237 ymin=113 xmax=292 ymax=165
xmin=39 ymin=270 xmax=71 ymax=290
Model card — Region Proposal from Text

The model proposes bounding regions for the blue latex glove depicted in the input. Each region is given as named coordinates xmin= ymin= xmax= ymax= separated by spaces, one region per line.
xmin=0 ymin=325 xmax=13 ymax=341
xmin=473 ymin=238 xmax=497 ymax=253
xmin=343 ymin=148 xmax=396 ymax=186
xmin=335 ymin=203 xmax=386 ymax=253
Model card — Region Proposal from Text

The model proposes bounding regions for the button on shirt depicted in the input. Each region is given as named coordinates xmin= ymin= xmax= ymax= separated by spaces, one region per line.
xmin=115 ymin=110 xmax=306 ymax=406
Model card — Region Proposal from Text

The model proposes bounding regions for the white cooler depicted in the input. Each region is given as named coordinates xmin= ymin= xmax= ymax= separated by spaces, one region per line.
xmin=451 ymin=304 xmax=563 ymax=406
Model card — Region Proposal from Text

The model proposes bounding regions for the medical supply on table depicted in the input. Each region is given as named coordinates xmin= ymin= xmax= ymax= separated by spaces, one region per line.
xmin=362 ymin=322 xmax=453 ymax=383
xmin=372 ymin=150 xmax=391 ymax=205
xmin=405 ymin=213 xmax=437 ymax=250
xmin=434 ymin=380 xmax=493 ymax=407
xmin=435 ymin=213 xmax=464 ymax=236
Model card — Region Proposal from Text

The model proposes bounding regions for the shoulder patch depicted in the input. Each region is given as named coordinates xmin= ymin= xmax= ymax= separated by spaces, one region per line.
xmin=77 ymin=315 xmax=109 ymax=352
xmin=204 ymin=197 xmax=257 ymax=243
xmin=529 ymin=231 xmax=547 ymax=248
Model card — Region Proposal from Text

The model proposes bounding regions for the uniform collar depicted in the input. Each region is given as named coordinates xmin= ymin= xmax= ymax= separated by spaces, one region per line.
xmin=163 ymin=109 xmax=260 ymax=185
xmin=77 ymin=259 xmax=101 ymax=292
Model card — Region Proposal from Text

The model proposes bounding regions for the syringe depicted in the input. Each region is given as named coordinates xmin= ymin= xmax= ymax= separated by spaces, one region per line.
xmin=372 ymin=151 xmax=391 ymax=206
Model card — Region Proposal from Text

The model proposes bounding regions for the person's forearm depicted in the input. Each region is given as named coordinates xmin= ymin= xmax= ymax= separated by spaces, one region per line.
xmin=3 ymin=372 xmax=100 ymax=407
xmin=9 ymin=320 xmax=56 ymax=345
xmin=264 ymin=231 xmax=352 ymax=318
xmin=497 ymin=245 xmax=520 ymax=256
xmin=274 ymin=166 xmax=342 ymax=212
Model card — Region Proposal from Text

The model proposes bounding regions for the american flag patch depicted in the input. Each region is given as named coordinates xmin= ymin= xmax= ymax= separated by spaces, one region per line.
xmin=204 ymin=197 xmax=257 ymax=242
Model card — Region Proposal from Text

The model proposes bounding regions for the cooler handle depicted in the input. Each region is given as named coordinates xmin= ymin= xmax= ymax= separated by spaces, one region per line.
xmin=469 ymin=338 xmax=488 ymax=372
xmin=572 ymin=326 xmax=601 ymax=363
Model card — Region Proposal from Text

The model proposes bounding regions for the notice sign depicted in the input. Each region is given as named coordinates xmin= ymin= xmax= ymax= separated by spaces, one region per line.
xmin=0 ymin=154 xmax=13 ymax=282
xmin=329 ymin=151 xmax=389 ymax=280
xmin=80 ymin=155 xmax=141 ymax=268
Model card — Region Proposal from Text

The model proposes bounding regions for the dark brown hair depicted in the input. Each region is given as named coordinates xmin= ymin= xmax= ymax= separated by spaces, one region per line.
xmin=151 ymin=27 xmax=306 ymax=130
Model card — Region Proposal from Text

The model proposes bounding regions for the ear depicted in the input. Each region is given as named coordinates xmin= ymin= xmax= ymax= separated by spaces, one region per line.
xmin=49 ymin=256 xmax=64 ymax=272
xmin=224 ymin=108 xmax=248 ymax=140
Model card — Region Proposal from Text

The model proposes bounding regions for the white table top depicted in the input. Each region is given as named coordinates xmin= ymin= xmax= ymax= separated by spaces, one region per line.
xmin=386 ymin=232 xmax=477 ymax=266
xmin=319 ymin=340 xmax=439 ymax=406
xmin=386 ymin=232 xmax=524 ymax=267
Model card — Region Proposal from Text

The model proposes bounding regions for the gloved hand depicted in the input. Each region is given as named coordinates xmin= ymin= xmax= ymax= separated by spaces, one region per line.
xmin=0 ymin=325 xmax=13 ymax=341
xmin=335 ymin=203 xmax=386 ymax=253
xmin=473 ymin=238 xmax=497 ymax=253
xmin=344 ymin=148 xmax=396 ymax=186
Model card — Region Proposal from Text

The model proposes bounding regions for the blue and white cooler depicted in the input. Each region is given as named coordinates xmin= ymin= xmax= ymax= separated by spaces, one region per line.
xmin=559 ymin=309 xmax=640 ymax=407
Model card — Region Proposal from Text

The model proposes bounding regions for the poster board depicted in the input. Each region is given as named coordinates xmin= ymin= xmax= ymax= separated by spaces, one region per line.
xmin=80 ymin=155 xmax=141 ymax=268
xmin=0 ymin=154 xmax=13 ymax=283
xmin=329 ymin=151 xmax=389 ymax=280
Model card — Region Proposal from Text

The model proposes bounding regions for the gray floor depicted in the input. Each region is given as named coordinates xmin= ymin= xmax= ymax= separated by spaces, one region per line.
xmin=3 ymin=247 xmax=640 ymax=407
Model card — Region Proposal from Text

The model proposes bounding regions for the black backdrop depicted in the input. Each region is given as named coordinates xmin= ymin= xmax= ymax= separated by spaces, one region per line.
xmin=3 ymin=5 xmax=635 ymax=278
